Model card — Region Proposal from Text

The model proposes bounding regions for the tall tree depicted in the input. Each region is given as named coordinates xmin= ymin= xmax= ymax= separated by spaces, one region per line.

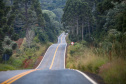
xmin=0 ymin=0 xmax=18 ymax=60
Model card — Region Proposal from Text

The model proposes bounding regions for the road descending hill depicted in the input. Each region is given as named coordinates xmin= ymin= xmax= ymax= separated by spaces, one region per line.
xmin=0 ymin=33 xmax=97 ymax=84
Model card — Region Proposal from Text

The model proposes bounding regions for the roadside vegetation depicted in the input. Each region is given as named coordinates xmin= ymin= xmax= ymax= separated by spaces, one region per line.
xmin=0 ymin=38 xmax=51 ymax=71
xmin=66 ymin=36 xmax=126 ymax=84
xmin=63 ymin=0 xmax=126 ymax=83
xmin=0 ymin=0 xmax=65 ymax=71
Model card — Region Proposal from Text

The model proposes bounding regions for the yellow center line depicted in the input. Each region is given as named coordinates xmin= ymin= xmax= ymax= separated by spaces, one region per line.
xmin=49 ymin=44 xmax=60 ymax=69
xmin=7 ymin=70 xmax=36 ymax=84
xmin=49 ymin=34 xmax=63 ymax=69
xmin=1 ymin=69 xmax=39 ymax=84
xmin=1 ymin=71 xmax=32 ymax=84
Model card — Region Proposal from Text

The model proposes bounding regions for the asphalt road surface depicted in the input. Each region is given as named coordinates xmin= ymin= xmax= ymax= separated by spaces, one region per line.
xmin=0 ymin=33 xmax=97 ymax=84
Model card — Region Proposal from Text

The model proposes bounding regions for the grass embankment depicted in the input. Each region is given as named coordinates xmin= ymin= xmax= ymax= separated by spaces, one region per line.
xmin=66 ymin=36 xmax=126 ymax=84
xmin=0 ymin=38 xmax=52 ymax=71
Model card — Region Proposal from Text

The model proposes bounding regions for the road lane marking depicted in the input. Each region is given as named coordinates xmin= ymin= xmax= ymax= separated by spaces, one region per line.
xmin=49 ymin=44 xmax=60 ymax=69
xmin=1 ymin=71 xmax=32 ymax=84
xmin=7 ymin=70 xmax=36 ymax=84
xmin=69 ymin=69 xmax=97 ymax=84
xmin=1 ymin=69 xmax=39 ymax=84
xmin=49 ymin=34 xmax=64 ymax=69
xmin=64 ymin=43 xmax=67 ymax=69
xmin=35 ymin=44 xmax=53 ymax=69
xmin=36 ymin=33 xmax=64 ymax=69
xmin=75 ymin=70 xmax=97 ymax=84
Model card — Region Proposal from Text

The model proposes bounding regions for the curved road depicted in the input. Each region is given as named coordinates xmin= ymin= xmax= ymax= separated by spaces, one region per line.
xmin=0 ymin=33 xmax=97 ymax=84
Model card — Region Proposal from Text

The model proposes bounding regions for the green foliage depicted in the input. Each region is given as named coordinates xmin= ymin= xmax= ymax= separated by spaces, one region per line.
xmin=38 ymin=32 xmax=48 ymax=43
xmin=97 ymin=0 xmax=114 ymax=14
xmin=0 ymin=64 xmax=16 ymax=71
xmin=7 ymin=14 xmax=15 ymax=26
xmin=43 ymin=11 xmax=60 ymax=42
xmin=0 ymin=0 xmax=18 ymax=58
xmin=65 ymin=1 xmax=126 ymax=83
xmin=43 ymin=10 xmax=56 ymax=21
xmin=100 ymin=59 xmax=126 ymax=84
xmin=62 ymin=0 xmax=94 ymax=42
xmin=4 ymin=49 xmax=12 ymax=56
xmin=66 ymin=40 xmax=108 ymax=73
xmin=10 ymin=58 xmax=22 ymax=67
xmin=12 ymin=42 xmax=17 ymax=50
xmin=5 ymin=38 xmax=11 ymax=45
xmin=81 ymin=40 xmax=87 ymax=46
xmin=69 ymin=43 xmax=83 ymax=55
xmin=11 ymin=33 xmax=19 ymax=41
xmin=2 ymin=25 xmax=9 ymax=33
xmin=52 ymin=8 xmax=63 ymax=21
xmin=40 ymin=0 xmax=66 ymax=10
xmin=33 ymin=36 xmax=40 ymax=43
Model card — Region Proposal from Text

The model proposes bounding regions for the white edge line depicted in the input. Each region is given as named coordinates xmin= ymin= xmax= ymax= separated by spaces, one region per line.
xmin=72 ymin=69 xmax=98 ymax=84
xmin=64 ymin=37 xmax=67 ymax=69
xmin=35 ymin=44 xmax=53 ymax=69
xmin=64 ymin=34 xmax=97 ymax=83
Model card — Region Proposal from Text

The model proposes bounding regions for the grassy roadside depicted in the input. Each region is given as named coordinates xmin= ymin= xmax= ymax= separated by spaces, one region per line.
xmin=66 ymin=36 xmax=126 ymax=84
xmin=0 ymin=38 xmax=52 ymax=71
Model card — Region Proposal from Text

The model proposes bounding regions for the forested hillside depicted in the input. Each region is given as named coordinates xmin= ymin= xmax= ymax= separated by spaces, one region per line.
xmin=40 ymin=0 xmax=66 ymax=31
xmin=62 ymin=0 xmax=126 ymax=83
xmin=0 ymin=0 xmax=63 ymax=70
xmin=62 ymin=0 xmax=126 ymax=58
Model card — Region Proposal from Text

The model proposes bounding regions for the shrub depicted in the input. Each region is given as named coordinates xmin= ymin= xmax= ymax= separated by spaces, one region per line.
xmin=4 ymin=36 xmax=11 ymax=45
xmin=4 ymin=49 xmax=12 ymax=56
xmin=87 ymin=64 xmax=93 ymax=72
xmin=81 ymin=40 xmax=87 ymax=46
xmin=2 ymin=49 xmax=12 ymax=61
xmin=34 ymin=36 xmax=40 ymax=43
xmin=11 ymin=33 xmax=19 ymax=41
xmin=70 ymin=50 xmax=75 ymax=55
xmin=0 ymin=64 xmax=16 ymax=71
xmin=12 ymin=42 xmax=17 ymax=50
xmin=6 ymin=39 xmax=11 ymax=45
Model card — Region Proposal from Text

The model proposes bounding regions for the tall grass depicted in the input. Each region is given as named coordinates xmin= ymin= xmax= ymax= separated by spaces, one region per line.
xmin=100 ymin=58 xmax=126 ymax=84
xmin=66 ymin=43 xmax=108 ymax=73
xmin=66 ymin=36 xmax=126 ymax=84
xmin=0 ymin=38 xmax=52 ymax=71
xmin=0 ymin=64 xmax=16 ymax=71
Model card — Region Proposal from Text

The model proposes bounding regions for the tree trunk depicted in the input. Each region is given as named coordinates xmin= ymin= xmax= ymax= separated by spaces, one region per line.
xmin=26 ymin=29 xmax=35 ymax=48
xmin=85 ymin=22 xmax=88 ymax=35
xmin=82 ymin=22 xmax=84 ymax=41
xmin=88 ymin=19 xmax=91 ymax=36
xmin=76 ymin=17 xmax=79 ymax=36
xmin=72 ymin=26 xmax=74 ymax=35
xmin=26 ymin=28 xmax=30 ymax=48
xmin=25 ymin=1 xmax=30 ymax=47
xmin=10 ymin=0 xmax=13 ymax=5
xmin=25 ymin=2 xmax=28 ymax=23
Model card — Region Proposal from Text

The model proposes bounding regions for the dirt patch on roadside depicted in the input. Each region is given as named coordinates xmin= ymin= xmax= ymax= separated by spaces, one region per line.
xmin=15 ymin=38 xmax=24 ymax=48
xmin=33 ymin=56 xmax=43 ymax=69
xmin=22 ymin=59 xmax=33 ymax=68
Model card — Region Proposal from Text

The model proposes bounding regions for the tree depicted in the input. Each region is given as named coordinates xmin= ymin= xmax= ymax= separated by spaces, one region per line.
xmin=11 ymin=0 xmax=45 ymax=47
xmin=0 ymin=0 xmax=18 ymax=59
xmin=62 ymin=0 xmax=94 ymax=42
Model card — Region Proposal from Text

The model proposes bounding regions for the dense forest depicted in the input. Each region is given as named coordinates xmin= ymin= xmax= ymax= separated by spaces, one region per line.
xmin=62 ymin=0 xmax=126 ymax=58
xmin=0 ymin=0 xmax=67 ymax=70
xmin=63 ymin=0 xmax=126 ymax=83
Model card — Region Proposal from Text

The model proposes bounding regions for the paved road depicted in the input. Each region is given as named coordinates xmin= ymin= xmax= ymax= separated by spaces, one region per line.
xmin=0 ymin=33 xmax=97 ymax=84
